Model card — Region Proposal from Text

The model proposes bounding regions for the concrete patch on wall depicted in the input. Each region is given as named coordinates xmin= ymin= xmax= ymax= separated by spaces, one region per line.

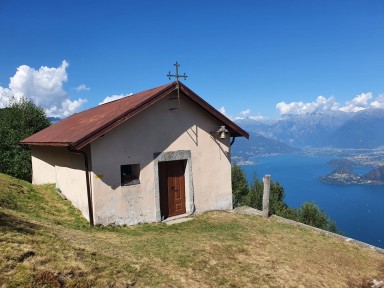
xmin=95 ymin=189 xmax=155 ymax=225
xmin=153 ymin=150 xmax=194 ymax=221
xmin=213 ymin=195 xmax=232 ymax=211
xmin=95 ymin=195 xmax=118 ymax=225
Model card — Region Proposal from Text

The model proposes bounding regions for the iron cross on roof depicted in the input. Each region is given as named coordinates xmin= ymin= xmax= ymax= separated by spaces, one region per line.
xmin=167 ymin=61 xmax=188 ymax=82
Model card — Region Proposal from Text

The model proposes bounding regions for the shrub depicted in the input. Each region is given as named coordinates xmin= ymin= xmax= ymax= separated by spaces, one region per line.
xmin=244 ymin=177 xmax=288 ymax=216
xmin=297 ymin=202 xmax=337 ymax=233
xmin=231 ymin=165 xmax=338 ymax=233
xmin=231 ymin=165 xmax=249 ymax=207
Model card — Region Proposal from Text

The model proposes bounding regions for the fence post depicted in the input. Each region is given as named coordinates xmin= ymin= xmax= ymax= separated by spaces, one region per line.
xmin=262 ymin=175 xmax=271 ymax=218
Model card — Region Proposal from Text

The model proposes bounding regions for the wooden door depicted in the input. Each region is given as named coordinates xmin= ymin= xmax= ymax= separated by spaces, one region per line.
xmin=159 ymin=160 xmax=186 ymax=219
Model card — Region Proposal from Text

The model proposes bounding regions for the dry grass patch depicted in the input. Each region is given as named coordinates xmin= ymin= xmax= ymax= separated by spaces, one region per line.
xmin=1 ymin=173 xmax=384 ymax=287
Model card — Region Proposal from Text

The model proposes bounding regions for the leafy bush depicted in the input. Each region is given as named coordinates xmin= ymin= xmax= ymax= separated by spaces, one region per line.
xmin=244 ymin=177 xmax=288 ymax=216
xmin=231 ymin=165 xmax=249 ymax=207
xmin=297 ymin=202 xmax=337 ymax=233
xmin=231 ymin=165 xmax=338 ymax=233
xmin=0 ymin=99 xmax=50 ymax=182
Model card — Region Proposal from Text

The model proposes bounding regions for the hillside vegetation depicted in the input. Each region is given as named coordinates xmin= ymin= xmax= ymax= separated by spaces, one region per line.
xmin=1 ymin=173 xmax=384 ymax=287
xmin=0 ymin=99 xmax=51 ymax=182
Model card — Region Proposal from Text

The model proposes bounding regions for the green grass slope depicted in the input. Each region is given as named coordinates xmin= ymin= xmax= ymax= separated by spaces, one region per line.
xmin=1 ymin=173 xmax=384 ymax=287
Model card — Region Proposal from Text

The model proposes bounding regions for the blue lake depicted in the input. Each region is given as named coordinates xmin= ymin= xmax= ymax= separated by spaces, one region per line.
xmin=241 ymin=154 xmax=384 ymax=248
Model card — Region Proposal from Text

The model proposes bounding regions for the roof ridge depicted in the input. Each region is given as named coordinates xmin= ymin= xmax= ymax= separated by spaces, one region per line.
xmin=21 ymin=81 xmax=248 ymax=148
xmin=66 ymin=82 xmax=176 ymax=118
xmin=71 ymin=82 xmax=178 ymax=149
xmin=99 ymin=82 xmax=175 ymax=106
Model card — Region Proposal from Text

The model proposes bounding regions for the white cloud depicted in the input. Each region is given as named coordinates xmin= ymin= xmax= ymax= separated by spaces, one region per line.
xmin=74 ymin=84 xmax=90 ymax=92
xmin=219 ymin=106 xmax=264 ymax=121
xmin=339 ymin=92 xmax=372 ymax=112
xmin=45 ymin=98 xmax=87 ymax=118
xmin=249 ymin=115 xmax=264 ymax=120
xmin=0 ymin=61 xmax=87 ymax=118
xmin=276 ymin=96 xmax=339 ymax=115
xmin=371 ymin=94 xmax=384 ymax=109
xmin=276 ymin=101 xmax=301 ymax=115
xmin=218 ymin=106 xmax=236 ymax=120
xmin=99 ymin=93 xmax=132 ymax=105
xmin=276 ymin=92 xmax=384 ymax=115
xmin=9 ymin=61 xmax=69 ymax=107
xmin=0 ymin=86 xmax=13 ymax=108
xmin=240 ymin=109 xmax=251 ymax=116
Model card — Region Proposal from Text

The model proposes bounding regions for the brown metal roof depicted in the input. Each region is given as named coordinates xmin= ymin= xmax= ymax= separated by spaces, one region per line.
xmin=21 ymin=81 xmax=249 ymax=149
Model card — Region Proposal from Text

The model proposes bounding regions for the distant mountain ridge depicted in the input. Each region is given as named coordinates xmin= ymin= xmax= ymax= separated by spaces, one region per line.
xmin=235 ymin=108 xmax=384 ymax=149
xmin=327 ymin=109 xmax=384 ymax=148
xmin=47 ymin=117 xmax=61 ymax=124
xmin=231 ymin=131 xmax=300 ymax=164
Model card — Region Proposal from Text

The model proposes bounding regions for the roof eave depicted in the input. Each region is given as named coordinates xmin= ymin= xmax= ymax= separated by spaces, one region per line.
xmin=20 ymin=141 xmax=71 ymax=147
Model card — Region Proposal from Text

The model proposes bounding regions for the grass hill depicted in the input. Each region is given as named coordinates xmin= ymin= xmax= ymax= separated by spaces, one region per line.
xmin=1 ymin=173 xmax=384 ymax=287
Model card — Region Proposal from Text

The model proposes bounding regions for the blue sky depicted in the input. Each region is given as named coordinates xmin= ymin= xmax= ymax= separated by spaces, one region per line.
xmin=0 ymin=0 xmax=383 ymax=118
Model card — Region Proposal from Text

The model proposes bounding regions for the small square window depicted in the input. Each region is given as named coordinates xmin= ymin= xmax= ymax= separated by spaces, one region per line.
xmin=121 ymin=164 xmax=140 ymax=186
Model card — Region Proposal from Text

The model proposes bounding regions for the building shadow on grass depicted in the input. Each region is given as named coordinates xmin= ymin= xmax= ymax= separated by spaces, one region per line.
xmin=0 ymin=211 xmax=40 ymax=235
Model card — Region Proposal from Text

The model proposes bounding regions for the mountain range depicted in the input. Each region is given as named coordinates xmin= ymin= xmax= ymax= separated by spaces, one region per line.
xmin=47 ymin=109 xmax=384 ymax=161
xmin=232 ymin=108 xmax=384 ymax=160
xmin=47 ymin=117 xmax=61 ymax=124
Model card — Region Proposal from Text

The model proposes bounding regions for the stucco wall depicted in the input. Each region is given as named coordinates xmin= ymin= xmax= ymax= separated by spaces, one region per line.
xmin=31 ymin=146 xmax=90 ymax=221
xmin=31 ymin=146 xmax=57 ymax=184
xmin=90 ymin=91 xmax=232 ymax=225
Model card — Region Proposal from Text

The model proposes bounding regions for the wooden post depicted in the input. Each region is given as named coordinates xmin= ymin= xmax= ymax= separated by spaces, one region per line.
xmin=262 ymin=175 xmax=271 ymax=218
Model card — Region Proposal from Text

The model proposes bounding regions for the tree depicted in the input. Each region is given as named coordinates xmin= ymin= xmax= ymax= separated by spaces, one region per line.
xmin=0 ymin=98 xmax=50 ymax=181
xmin=231 ymin=165 xmax=249 ymax=207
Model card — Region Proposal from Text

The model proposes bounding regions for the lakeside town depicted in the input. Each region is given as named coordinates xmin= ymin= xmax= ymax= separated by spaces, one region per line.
xmin=320 ymin=149 xmax=384 ymax=185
